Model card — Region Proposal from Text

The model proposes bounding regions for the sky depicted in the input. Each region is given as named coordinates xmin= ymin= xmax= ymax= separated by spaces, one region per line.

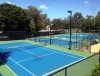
xmin=0 ymin=0 xmax=100 ymax=20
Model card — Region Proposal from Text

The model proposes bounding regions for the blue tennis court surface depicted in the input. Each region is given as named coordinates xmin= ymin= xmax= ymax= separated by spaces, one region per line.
xmin=0 ymin=42 xmax=83 ymax=76
xmin=32 ymin=33 xmax=99 ymax=47
xmin=54 ymin=33 xmax=99 ymax=40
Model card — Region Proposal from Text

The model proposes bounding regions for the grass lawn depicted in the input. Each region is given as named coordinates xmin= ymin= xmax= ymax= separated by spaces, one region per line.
xmin=0 ymin=60 xmax=15 ymax=76
xmin=0 ymin=40 xmax=23 ymax=76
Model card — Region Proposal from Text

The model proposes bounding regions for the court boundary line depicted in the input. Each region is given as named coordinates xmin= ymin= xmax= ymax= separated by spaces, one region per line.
xmin=18 ymin=52 xmax=57 ymax=63
xmin=1 ymin=42 xmax=84 ymax=76
xmin=23 ymin=48 xmax=57 ymax=55
xmin=23 ymin=50 xmax=41 ymax=57
xmin=2 ymin=53 xmax=36 ymax=76
xmin=21 ymin=43 xmax=83 ymax=58
xmin=5 ymin=44 xmax=32 ymax=49
xmin=17 ymin=48 xmax=83 ymax=75
xmin=0 ymin=42 xmax=30 ymax=46
xmin=42 ymin=57 xmax=85 ymax=76
xmin=0 ymin=59 xmax=17 ymax=76
xmin=1 ymin=41 xmax=82 ymax=58
xmin=31 ymin=46 xmax=83 ymax=58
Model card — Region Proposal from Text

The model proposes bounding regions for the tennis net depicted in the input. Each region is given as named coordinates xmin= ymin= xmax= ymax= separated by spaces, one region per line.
xmin=0 ymin=44 xmax=44 ymax=52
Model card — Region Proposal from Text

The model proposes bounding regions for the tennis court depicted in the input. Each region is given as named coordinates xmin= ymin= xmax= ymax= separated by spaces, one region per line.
xmin=32 ymin=34 xmax=87 ymax=47
xmin=32 ymin=33 xmax=99 ymax=48
xmin=0 ymin=42 xmax=83 ymax=76
xmin=54 ymin=33 xmax=98 ymax=40
xmin=33 ymin=38 xmax=78 ymax=47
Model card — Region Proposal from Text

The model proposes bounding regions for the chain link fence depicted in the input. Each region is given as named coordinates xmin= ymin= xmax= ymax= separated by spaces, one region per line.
xmin=31 ymin=31 xmax=100 ymax=52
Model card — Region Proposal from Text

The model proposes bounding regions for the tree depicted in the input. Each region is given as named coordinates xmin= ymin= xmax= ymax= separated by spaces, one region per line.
xmin=51 ymin=18 xmax=61 ymax=30
xmin=0 ymin=3 xmax=30 ymax=31
xmin=84 ymin=15 xmax=95 ymax=32
xmin=41 ymin=14 xmax=50 ymax=30
xmin=27 ymin=6 xmax=43 ymax=34
xmin=95 ymin=11 xmax=100 ymax=32
xmin=0 ymin=23 xmax=5 ymax=31
xmin=73 ymin=12 xmax=84 ymax=29
xmin=51 ymin=18 xmax=68 ymax=30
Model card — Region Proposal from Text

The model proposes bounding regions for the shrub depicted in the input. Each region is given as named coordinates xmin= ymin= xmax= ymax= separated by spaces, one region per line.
xmin=91 ymin=63 xmax=100 ymax=76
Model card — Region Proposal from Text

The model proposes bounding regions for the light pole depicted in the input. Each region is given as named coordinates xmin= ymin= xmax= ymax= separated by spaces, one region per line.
xmin=67 ymin=10 xmax=72 ymax=50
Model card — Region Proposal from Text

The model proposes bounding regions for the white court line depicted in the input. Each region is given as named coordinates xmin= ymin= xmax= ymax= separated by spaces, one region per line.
xmin=1 ymin=43 xmax=82 ymax=76
xmin=8 ymin=58 xmax=36 ymax=76
xmin=0 ymin=44 xmax=31 ymax=50
xmin=5 ymin=43 xmax=82 ymax=59
xmin=33 ymin=46 xmax=77 ymax=58
xmin=0 ymin=59 xmax=17 ymax=76
xmin=2 ymin=53 xmax=36 ymax=76
xmin=23 ymin=50 xmax=40 ymax=57
xmin=7 ymin=44 xmax=32 ymax=48
xmin=22 ymin=47 xmax=82 ymax=63
xmin=18 ymin=58 xmax=34 ymax=63
xmin=33 ymin=46 xmax=83 ymax=58
xmin=18 ymin=52 xmax=57 ymax=63
xmin=43 ymin=57 xmax=85 ymax=76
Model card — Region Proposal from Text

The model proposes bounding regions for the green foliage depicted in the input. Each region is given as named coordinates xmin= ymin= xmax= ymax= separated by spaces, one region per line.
xmin=41 ymin=14 xmax=50 ymax=30
xmin=73 ymin=12 xmax=84 ymax=29
xmin=0 ymin=3 xmax=99 ymax=33
xmin=0 ymin=3 xmax=30 ymax=31
xmin=51 ymin=18 xmax=68 ymax=30
xmin=0 ymin=3 xmax=50 ymax=33
xmin=82 ymin=11 xmax=100 ymax=32
xmin=95 ymin=11 xmax=100 ymax=32
xmin=51 ymin=12 xmax=85 ymax=30
xmin=51 ymin=18 xmax=62 ymax=30
xmin=27 ymin=6 xmax=50 ymax=33
xmin=91 ymin=63 xmax=100 ymax=76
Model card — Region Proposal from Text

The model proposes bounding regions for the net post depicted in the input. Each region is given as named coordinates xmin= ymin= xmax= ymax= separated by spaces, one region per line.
xmin=39 ymin=37 xmax=40 ymax=42
xmin=50 ymin=35 xmax=52 ymax=45
xmin=45 ymin=38 xmax=47 ymax=46
xmin=35 ymin=37 xmax=36 ymax=43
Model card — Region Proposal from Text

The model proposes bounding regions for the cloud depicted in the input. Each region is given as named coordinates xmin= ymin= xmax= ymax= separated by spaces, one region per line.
xmin=6 ymin=1 xmax=12 ymax=4
xmin=40 ymin=4 xmax=48 ymax=9
xmin=84 ymin=1 xmax=89 ymax=4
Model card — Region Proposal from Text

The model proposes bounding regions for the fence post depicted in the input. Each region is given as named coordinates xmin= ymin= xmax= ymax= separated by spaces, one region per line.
xmin=99 ymin=50 xmax=100 ymax=63
xmin=65 ymin=68 xmax=67 ymax=76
